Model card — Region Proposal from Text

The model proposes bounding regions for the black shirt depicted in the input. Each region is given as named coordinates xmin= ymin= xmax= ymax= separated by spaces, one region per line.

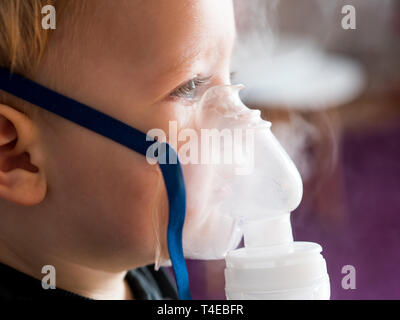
xmin=0 ymin=262 xmax=178 ymax=300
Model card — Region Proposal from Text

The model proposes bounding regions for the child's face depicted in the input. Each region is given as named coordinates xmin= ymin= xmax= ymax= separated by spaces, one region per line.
xmin=30 ymin=0 xmax=235 ymax=271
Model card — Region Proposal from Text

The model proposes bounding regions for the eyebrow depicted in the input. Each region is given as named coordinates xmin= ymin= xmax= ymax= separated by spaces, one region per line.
xmin=149 ymin=45 xmax=204 ymax=102
xmin=158 ymin=45 xmax=204 ymax=79
xmin=158 ymin=29 xmax=236 ymax=81
xmin=152 ymin=29 xmax=236 ymax=101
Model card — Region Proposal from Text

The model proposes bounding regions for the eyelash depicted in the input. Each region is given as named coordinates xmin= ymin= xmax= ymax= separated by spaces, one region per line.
xmin=170 ymin=72 xmax=237 ymax=100
xmin=170 ymin=76 xmax=211 ymax=99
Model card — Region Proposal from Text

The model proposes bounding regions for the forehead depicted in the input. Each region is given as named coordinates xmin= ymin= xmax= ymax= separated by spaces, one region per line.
xmin=83 ymin=0 xmax=235 ymax=83
xmin=38 ymin=0 xmax=235 ymax=129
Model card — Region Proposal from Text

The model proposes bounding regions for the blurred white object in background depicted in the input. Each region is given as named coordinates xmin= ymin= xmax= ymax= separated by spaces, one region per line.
xmin=233 ymin=37 xmax=366 ymax=110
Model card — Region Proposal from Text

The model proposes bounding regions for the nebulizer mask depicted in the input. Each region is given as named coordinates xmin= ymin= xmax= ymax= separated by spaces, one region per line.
xmin=0 ymin=67 xmax=330 ymax=300
xmin=150 ymin=83 xmax=330 ymax=299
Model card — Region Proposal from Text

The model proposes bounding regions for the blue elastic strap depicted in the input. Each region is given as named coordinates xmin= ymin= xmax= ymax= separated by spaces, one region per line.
xmin=0 ymin=67 xmax=192 ymax=300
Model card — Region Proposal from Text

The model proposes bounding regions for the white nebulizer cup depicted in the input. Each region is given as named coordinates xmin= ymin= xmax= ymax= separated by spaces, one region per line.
xmin=175 ymin=84 xmax=330 ymax=300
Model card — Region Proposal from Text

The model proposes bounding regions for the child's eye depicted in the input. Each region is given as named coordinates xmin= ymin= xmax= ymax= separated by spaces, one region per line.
xmin=170 ymin=72 xmax=236 ymax=100
xmin=170 ymin=76 xmax=211 ymax=100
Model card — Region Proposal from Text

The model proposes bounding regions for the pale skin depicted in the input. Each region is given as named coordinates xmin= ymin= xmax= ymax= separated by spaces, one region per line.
xmin=0 ymin=0 xmax=235 ymax=299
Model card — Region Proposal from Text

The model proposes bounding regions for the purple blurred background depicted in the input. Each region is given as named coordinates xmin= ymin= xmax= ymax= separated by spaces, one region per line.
xmin=294 ymin=122 xmax=400 ymax=299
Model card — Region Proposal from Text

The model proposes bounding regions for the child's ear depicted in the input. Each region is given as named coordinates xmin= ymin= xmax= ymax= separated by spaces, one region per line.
xmin=0 ymin=104 xmax=47 ymax=206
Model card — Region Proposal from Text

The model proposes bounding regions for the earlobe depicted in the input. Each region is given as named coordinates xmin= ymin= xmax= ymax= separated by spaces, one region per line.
xmin=0 ymin=104 xmax=47 ymax=206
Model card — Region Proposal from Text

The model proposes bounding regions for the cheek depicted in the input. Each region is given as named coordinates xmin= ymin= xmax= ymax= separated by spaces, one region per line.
xmin=91 ymin=150 xmax=168 ymax=259
xmin=97 ymin=158 xmax=159 ymax=240
xmin=46 ymin=123 xmax=169 ymax=266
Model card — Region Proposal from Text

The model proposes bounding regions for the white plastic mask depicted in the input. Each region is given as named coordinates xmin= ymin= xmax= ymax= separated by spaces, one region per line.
xmin=153 ymin=84 xmax=330 ymax=300
xmin=153 ymin=84 xmax=303 ymax=261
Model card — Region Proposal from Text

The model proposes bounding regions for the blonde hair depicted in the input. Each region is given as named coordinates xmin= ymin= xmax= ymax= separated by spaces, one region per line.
xmin=0 ymin=0 xmax=70 ymax=112
xmin=0 ymin=0 xmax=67 ymax=76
